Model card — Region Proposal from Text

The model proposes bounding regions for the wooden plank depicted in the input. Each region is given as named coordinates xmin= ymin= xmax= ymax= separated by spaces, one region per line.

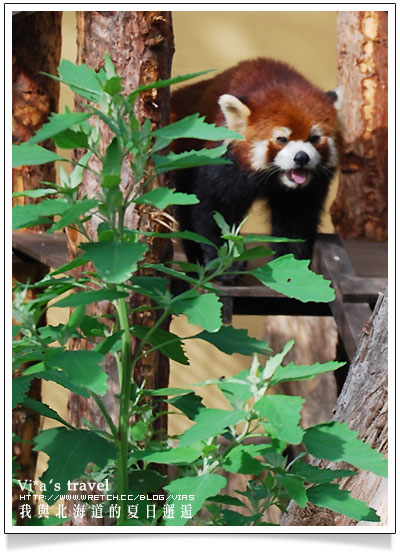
xmin=11 ymin=231 xmax=384 ymax=361
xmin=338 ymin=276 xmax=388 ymax=304
xmin=343 ymin=239 xmax=387 ymax=278
xmin=12 ymin=232 xmax=69 ymax=269
xmin=313 ymin=234 xmax=372 ymax=360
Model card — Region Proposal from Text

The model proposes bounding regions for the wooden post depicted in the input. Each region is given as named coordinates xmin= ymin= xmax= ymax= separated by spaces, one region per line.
xmin=65 ymin=11 xmax=174 ymax=525
xmin=330 ymin=11 xmax=388 ymax=241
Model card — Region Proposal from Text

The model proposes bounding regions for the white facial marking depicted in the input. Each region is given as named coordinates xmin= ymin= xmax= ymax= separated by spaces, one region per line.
xmin=274 ymin=140 xmax=321 ymax=171
xmin=327 ymin=137 xmax=338 ymax=167
xmin=310 ymin=124 xmax=323 ymax=137
xmin=274 ymin=140 xmax=322 ymax=189
xmin=250 ymin=139 xmax=269 ymax=170
xmin=272 ymin=126 xmax=291 ymax=141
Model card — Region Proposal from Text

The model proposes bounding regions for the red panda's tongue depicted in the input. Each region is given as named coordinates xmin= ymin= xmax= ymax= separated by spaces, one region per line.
xmin=289 ymin=169 xmax=307 ymax=185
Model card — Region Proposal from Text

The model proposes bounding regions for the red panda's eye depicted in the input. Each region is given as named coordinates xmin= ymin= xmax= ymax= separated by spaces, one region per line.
xmin=309 ymin=135 xmax=320 ymax=144
xmin=277 ymin=137 xmax=288 ymax=144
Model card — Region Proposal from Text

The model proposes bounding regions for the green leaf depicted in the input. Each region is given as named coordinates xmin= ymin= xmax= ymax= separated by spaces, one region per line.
xmin=303 ymin=422 xmax=388 ymax=477
xmin=104 ymin=53 xmax=117 ymax=77
xmin=178 ymin=408 xmax=247 ymax=446
xmin=12 ymin=376 xmax=32 ymax=408
xmin=152 ymin=146 xmax=231 ymax=174
xmin=101 ymin=137 xmax=122 ymax=188
xmin=47 ymin=350 xmax=108 ymax=395
xmin=243 ymin=234 xmax=304 ymax=244
xmin=236 ymin=246 xmax=274 ymax=261
xmin=49 ymin=256 xmax=90 ymax=277
xmin=30 ymin=369 xmax=90 ymax=398
xmin=53 ymin=129 xmax=89 ymax=149
xmin=27 ymin=112 xmax=90 ymax=144
xmin=12 ymin=188 xmax=57 ymax=198
xmin=129 ymin=276 xmax=169 ymax=304
xmin=47 ymin=198 xmax=98 ymax=233
xmin=21 ymin=397 xmax=73 ymax=429
xmin=130 ymin=69 xmax=214 ymax=97
xmin=168 ymin=392 xmax=205 ymax=420
xmin=132 ymin=325 xmax=189 ymax=365
xmin=219 ymin=509 xmax=261 ymax=526
xmin=164 ymin=474 xmax=227 ymax=525
xmin=12 ymin=143 xmax=67 ymax=167
xmin=171 ymin=292 xmax=223 ymax=332
xmin=33 ymin=428 xmax=117 ymax=500
xmin=52 ymin=288 xmax=128 ymax=307
xmin=104 ymin=76 xmax=122 ymax=95
xmin=251 ymin=254 xmax=335 ymax=302
xmin=207 ymin=494 xmax=246 ymax=507
xmin=141 ymin=446 xmax=202 ymax=465
xmin=276 ymin=472 xmax=307 ymax=508
xmin=254 ymin=394 xmax=304 ymax=445
xmin=80 ymin=242 xmax=148 ymax=283
xmin=152 ymin=113 xmax=243 ymax=151
xmin=69 ymin=151 xmax=92 ymax=188
xmin=57 ymin=59 xmax=103 ymax=103
xmin=291 ymin=460 xmax=358 ymax=484
xmin=12 ymin=199 xmax=70 ymax=230
xmin=128 ymin=469 xmax=166 ymax=495
xmin=135 ymin=187 xmax=199 ymax=209
xmin=307 ymin=483 xmax=380 ymax=522
xmin=216 ymin=369 xmax=253 ymax=408
xmin=261 ymin=340 xmax=294 ymax=382
xmin=222 ymin=444 xmax=271 ymax=474
xmin=270 ymin=360 xmax=346 ymax=387
xmin=94 ymin=331 xmax=124 ymax=355
xmin=143 ymin=262 xmax=203 ymax=287
xmin=132 ymin=228 xmax=216 ymax=248
xmin=146 ymin=387 xmax=193 ymax=396
xmin=194 ymin=325 xmax=270 ymax=356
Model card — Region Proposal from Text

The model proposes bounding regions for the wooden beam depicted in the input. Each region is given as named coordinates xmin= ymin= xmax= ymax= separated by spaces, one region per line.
xmin=313 ymin=234 xmax=372 ymax=360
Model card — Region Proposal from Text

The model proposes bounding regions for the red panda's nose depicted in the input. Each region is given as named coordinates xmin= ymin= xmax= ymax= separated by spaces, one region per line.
xmin=294 ymin=151 xmax=310 ymax=167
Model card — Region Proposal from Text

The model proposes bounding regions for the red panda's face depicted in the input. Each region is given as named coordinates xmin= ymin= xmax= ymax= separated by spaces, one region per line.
xmin=251 ymin=123 xmax=338 ymax=189
xmin=219 ymin=92 xmax=342 ymax=189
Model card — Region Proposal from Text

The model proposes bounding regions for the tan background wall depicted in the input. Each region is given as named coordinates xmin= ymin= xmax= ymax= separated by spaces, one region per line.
xmin=44 ymin=10 xmax=338 ymax=436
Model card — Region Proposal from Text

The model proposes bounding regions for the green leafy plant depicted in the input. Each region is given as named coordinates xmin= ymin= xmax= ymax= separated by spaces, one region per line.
xmin=12 ymin=55 xmax=387 ymax=527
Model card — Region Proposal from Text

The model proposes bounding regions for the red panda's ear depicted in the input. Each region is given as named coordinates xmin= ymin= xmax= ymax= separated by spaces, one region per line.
xmin=218 ymin=94 xmax=251 ymax=135
xmin=326 ymin=86 xmax=344 ymax=111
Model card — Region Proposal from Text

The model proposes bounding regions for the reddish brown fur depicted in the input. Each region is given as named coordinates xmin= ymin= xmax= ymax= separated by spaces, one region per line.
xmin=171 ymin=58 xmax=342 ymax=167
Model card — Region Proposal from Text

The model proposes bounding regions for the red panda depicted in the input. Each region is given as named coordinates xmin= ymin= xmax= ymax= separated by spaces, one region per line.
xmin=170 ymin=58 xmax=343 ymax=280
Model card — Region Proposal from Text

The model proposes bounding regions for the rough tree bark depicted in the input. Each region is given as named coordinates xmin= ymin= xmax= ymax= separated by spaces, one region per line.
xmin=12 ymin=12 xmax=62 ymax=209
xmin=12 ymin=11 xmax=62 ymax=523
xmin=330 ymin=11 xmax=388 ymax=241
xmin=281 ymin=289 xmax=388 ymax=526
xmin=65 ymin=11 xmax=175 ymax=525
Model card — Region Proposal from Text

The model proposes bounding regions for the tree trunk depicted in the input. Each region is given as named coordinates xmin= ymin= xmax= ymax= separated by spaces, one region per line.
xmin=12 ymin=11 xmax=62 ymax=524
xmin=330 ymin=11 xmax=388 ymax=241
xmin=264 ymin=316 xmax=338 ymax=429
xmin=12 ymin=11 xmax=62 ymax=215
xmin=281 ymin=289 xmax=388 ymax=526
xmin=65 ymin=11 xmax=174 ymax=526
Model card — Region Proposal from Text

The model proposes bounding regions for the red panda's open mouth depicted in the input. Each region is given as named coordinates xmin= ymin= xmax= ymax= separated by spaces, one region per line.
xmin=287 ymin=169 xmax=308 ymax=185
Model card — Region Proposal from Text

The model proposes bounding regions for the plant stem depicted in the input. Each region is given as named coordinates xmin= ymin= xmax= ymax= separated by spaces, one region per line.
xmin=115 ymin=295 xmax=132 ymax=524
